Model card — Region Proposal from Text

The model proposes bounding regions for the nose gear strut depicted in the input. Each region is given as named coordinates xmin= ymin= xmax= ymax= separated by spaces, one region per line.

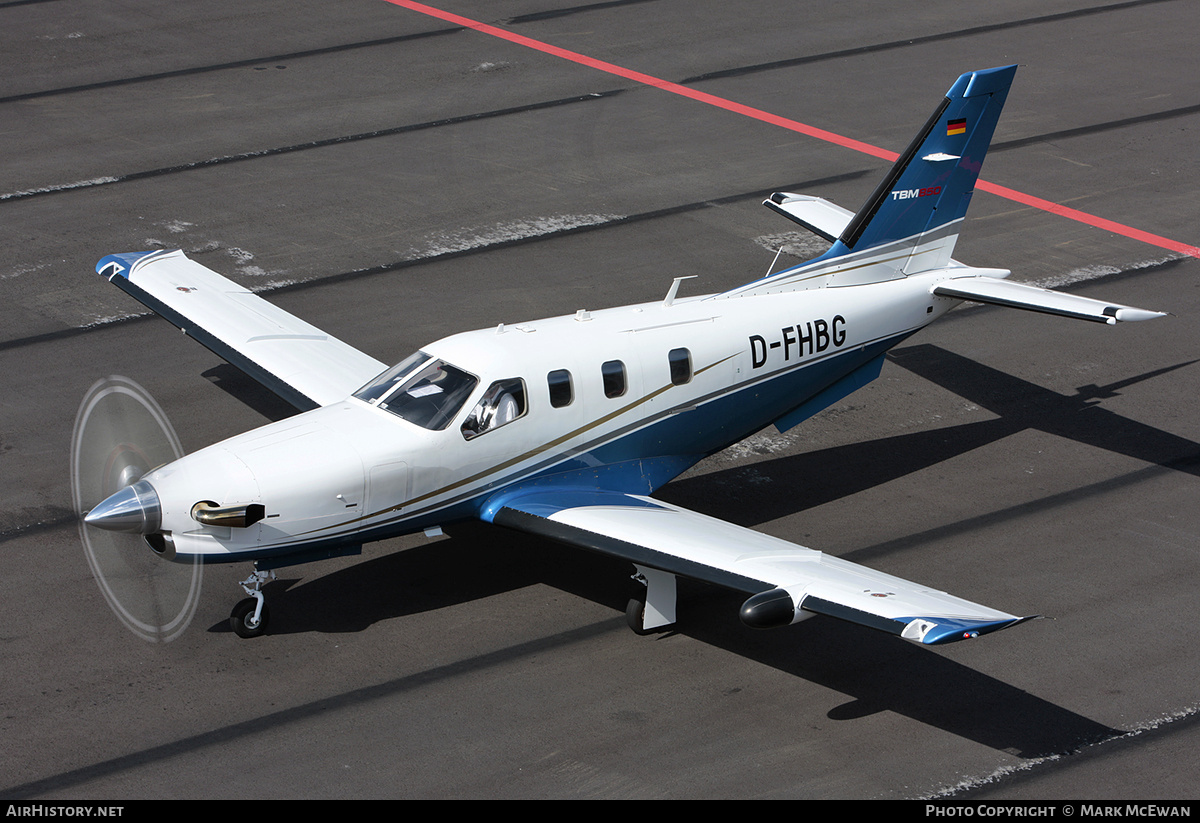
xmin=230 ymin=568 xmax=276 ymax=638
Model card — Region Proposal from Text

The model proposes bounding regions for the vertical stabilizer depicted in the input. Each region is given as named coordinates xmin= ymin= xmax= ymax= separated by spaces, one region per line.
xmin=835 ymin=64 xmax=1016 ymax=272
xmin=721 ymin=65 xmax=1016 ymax=297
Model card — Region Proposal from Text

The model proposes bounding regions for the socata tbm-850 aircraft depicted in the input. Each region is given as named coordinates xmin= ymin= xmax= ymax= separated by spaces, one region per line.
xmin=81 ymin=65 xmax=1163 ymax=642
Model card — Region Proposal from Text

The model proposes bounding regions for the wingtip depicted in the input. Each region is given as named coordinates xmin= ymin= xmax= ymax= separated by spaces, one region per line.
xmin=911 ymin=614 xmax=1040 ymax=645
xmin=94 ymin=249 xmax=174 ymax=279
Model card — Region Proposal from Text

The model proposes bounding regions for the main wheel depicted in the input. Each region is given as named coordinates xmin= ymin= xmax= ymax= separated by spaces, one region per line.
xmin=625 ymin=597 xmax=654 ymax=636
xmin=230 ymin=597 xmax=269 ymax=638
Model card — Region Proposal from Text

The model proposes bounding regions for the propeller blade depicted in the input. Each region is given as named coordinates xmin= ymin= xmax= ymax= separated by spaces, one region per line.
xmin=70 ymin=376 xmax=202 ymax=643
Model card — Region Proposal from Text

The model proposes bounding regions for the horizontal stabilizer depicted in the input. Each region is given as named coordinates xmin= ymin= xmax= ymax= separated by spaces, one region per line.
xmin=933 ymin=275 xmax=1167 ymax=324
xmin=96 ymin=249 xmax=388 ymax=409
xmin=763 ymin=193 xmax=854 ymax=242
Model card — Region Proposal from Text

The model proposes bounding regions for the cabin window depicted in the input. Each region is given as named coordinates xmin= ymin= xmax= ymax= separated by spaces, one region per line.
xmin=669 ymin=348 xmax=692 ymax=386
xmin=359 ymin=355 xmax=478 ymax=431
xmin=601 ymin=360 xmax=626 ymax=398
xmin=462 ymin=378 xmax=527 ymax=440
xmin=547 ymin=369 xmax=573 ymax=408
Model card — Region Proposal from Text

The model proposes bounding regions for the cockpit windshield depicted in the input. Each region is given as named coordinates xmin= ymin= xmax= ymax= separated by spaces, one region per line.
xmin=354 ymin=352 xmax=478 ymax=431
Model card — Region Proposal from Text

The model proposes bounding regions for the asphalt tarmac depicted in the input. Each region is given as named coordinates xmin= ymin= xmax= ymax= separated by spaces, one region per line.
xmin=2 ymin=0 xmax=1198 ymax=800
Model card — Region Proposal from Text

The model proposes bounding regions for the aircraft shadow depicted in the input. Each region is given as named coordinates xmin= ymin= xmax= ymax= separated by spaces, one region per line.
xmin=226 ymin=523 xmax=1115 ymax=760
xmin=203 ymin=363 xmax=301 ymax=422
xmin=659 ymin=344 xmax=1200 ymax=535
xmin=210 ymin=344 xmax=1200 ymax=759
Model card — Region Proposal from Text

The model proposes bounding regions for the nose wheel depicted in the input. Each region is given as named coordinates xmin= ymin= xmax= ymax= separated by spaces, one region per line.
xmin=230 ymin=569 xmax=274 ymax=638
xmin=230 ymin=598 xmax=268 ymax=638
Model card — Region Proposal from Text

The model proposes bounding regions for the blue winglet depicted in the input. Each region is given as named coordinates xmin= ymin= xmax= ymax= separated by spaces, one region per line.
xmin=915 ymin=614 xmax=1034 ymax=645
xmin=95 ymin=250 xmax=168 ymax=280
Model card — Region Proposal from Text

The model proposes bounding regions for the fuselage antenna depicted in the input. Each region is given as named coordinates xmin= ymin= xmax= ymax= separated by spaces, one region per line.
xmin=663 ymin=275 xmax=697 ymax=308
xmin=766 ymin=246 xmax=784 ymax=277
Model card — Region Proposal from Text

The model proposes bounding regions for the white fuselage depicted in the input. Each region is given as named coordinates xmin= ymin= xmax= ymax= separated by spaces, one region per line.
xmin=146 ymin=270 xmax=958 ymax=562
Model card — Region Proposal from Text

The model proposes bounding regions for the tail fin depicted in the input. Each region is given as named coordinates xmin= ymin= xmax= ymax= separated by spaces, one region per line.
xmin=837 ymin=64 xmax=1016 ymax=259
xmin=722 ymin=65 xmax=1017 ymax=296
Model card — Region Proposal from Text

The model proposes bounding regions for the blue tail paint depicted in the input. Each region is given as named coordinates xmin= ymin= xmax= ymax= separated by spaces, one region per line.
xmin=722 ymin=65 xmax=1017 ymax=297
xmin=831 ymin=64 xmax=1016 ymax=257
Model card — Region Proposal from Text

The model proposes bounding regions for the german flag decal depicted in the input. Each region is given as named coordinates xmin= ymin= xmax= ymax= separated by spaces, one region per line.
xmin=947 ymin=118 xmax=967 ymax=136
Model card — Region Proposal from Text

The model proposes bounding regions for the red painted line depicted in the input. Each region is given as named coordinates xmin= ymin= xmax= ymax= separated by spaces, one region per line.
xmin=976 ymin=180 xmax=1200 ymax=258
xmin=382 ymin=0 xmax=895 ymax=163
xmin=384 ymin=0 xmax=1200 ymax=260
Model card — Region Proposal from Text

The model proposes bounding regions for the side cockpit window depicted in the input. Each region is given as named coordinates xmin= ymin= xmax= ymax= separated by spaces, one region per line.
xmin=356 ymin=353 xmax=478 ymax=431
xmin=462 ymin=378 xmax=527 ymax=440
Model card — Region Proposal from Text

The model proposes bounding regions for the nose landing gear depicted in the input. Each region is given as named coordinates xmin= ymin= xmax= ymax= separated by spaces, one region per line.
xmin=230 ymin=568 xmax=275 ymax=638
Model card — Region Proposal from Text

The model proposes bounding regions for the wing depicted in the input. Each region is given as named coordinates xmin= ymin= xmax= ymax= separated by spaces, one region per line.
xmin=97 ymin=249 xmax=387 ymax=410
xmin=483 ymin=489 xmax=1031 ymax=645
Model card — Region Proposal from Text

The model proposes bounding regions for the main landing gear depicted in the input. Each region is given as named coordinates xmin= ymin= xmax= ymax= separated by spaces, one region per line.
xmin=226 ymin=562 xmax=680 ymax=638
xmin=230 ymin=568 xmax=275 ymax=638
xmin=626 ymin=565 xmax=677 ymax=635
